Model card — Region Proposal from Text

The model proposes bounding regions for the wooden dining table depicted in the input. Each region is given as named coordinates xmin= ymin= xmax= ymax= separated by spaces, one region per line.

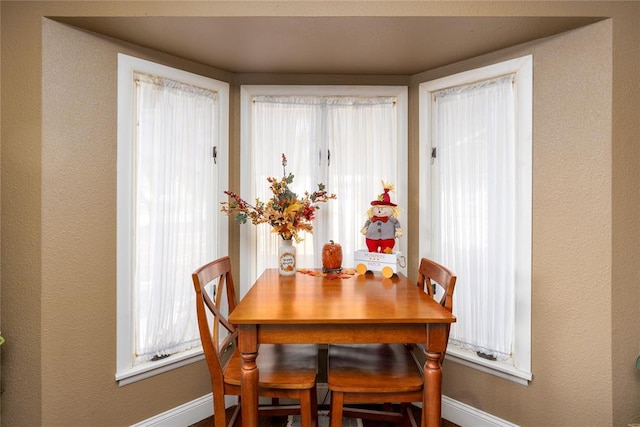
xmin=227 ymin=268 xmax=456 ymax=427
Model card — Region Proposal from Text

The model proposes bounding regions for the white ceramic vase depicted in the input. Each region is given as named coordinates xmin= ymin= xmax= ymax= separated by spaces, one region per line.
xmin=278 ymin=238 xmax=297 ymax=276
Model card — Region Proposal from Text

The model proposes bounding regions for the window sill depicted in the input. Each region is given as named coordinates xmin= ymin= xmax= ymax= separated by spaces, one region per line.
xmin=446 ymin=346 xmax=532 ymax=386
xmin=116 ymin=348 xmax=205 ymax=386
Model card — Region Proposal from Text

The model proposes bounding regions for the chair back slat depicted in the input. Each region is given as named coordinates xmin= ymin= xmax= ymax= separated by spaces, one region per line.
xmin=192 ymin=256 xmax=237 ymax=394
xmin=416 ymin=257 xmax=456 ymax=313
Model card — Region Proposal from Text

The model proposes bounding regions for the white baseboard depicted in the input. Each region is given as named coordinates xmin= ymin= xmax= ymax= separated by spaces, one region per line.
xmin=131 ymin=393 xmax=216 ymax=427
xmin=442 ymin=395 xmax=518 ymax=427
xmin=132 ymin=392 xmax=517 ymax=427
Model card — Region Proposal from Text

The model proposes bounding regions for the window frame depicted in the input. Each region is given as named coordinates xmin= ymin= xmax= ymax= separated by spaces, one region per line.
xmin=115 ymin=54 xmax=229 ymax=386
xmin=418 ymin=55 xmax=533 ymax=385
xmin=239 ymin=85 xmax=408 ymax=296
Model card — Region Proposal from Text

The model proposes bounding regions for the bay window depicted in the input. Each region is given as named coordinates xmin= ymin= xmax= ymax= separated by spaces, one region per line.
xmin=419 ymin=56 xmax=533 ymax=384
xmin=116 ymin=54 xmax=229 ymax=385
xmin=239 ymin=85 xmax=408 ymax=295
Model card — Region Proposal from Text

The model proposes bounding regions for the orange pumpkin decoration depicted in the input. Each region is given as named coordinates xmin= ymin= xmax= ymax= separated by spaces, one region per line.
xmin=322 ymin=240 xmax=343 ymax=273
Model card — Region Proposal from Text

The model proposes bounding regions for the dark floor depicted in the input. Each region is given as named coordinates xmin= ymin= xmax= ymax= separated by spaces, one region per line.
xmin=189 ymin=405 xmax=460 ymax=427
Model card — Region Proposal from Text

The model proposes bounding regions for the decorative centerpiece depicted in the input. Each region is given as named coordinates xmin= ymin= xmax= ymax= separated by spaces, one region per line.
xmin=221 ymin=154 xmax=336 ymax=275
xmin=355 ymin=181 xmax=404 ymax=278
xmin=322 ymin=240 xmax=343 ymax=274
xmin=361 ymin=181 xmax=403 ymax=254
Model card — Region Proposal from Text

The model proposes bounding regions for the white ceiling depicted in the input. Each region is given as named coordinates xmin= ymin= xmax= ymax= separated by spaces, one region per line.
xmin=56 ymin=16 xmax=602 ymax=75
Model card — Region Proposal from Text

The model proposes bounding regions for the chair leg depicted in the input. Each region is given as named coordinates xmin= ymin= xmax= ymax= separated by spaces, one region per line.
xmin=299 ymin=390 xmax=313 ymax=427
xmin=311 ymin=386 xmax=319 ymax=426
xmin=228 ymin=404 xmax=241 ymax=427
xmin=329 ymin=392 xmax=344 ymax=427
xmin=213 ymin=395 xmax=228 ymax=427
xmin=402 ymin=403 xmax=419 ymax=427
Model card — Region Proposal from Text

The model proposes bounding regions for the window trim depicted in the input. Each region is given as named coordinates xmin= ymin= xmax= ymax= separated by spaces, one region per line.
xmin=418 ymin=55 xmax=533 ymax=384
xmin=116 ymin=53 xmax=229 ymax=385
xmin=239 ymin=85 xmax=408 ymax=296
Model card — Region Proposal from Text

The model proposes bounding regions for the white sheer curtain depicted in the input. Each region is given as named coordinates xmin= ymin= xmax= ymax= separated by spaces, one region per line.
xmin=433 ymin=75 xmax=516 ymax=361
xmin=133 ymin=74 xmax=218 ymax=363
xmin=251 ymin=95 xmax=398 ymax=274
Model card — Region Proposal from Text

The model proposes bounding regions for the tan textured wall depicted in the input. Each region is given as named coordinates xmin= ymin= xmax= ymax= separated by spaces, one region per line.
xmin=609 ymin=4 xmax=640 ymax=426
xmin=1 ymin=1 xmax=639 ymax=426
xmin=2 ymin=3 xmax=44 ymax=425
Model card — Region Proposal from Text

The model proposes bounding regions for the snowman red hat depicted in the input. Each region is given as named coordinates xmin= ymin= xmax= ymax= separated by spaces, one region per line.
xmin=371 ymin=183 xmax=397 ymax=207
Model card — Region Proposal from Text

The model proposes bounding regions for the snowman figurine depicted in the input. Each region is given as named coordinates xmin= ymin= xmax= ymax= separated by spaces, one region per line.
xmin=361 ymin=182 xmax=403 ymax=254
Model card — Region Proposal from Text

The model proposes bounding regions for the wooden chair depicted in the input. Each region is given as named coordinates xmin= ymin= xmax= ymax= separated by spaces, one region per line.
xmin=327 ymin=257 xmax=456 ymax=427
xmin=192 ymin=256 xmax=319 ymax=427
xmin=415 ymin=257 xmax=457 ymax=366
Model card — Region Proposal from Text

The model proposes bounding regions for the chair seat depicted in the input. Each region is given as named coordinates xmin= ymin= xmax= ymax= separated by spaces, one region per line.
xmin=225 ymin=344 xmax=318 ymax=389
xmin=328 ymin=344 xmax=423 ymax=393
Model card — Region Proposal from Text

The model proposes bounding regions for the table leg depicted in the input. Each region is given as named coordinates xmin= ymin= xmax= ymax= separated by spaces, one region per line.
xmin=238 ymin=325 xmax=259 ymax=427
xmin=423 ymin=350 xmax=443 ymax=427
xmin=423 ymin=323 xmax=448 ymax=427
